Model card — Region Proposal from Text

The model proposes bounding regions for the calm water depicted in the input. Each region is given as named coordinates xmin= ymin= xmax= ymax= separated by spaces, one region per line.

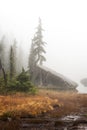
xmin=77 ymin=82 xmax=87 ymax=93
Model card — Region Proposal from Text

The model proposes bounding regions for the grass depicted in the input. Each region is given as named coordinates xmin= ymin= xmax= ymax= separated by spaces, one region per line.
xmin=0 ymin=92 xmax=60 ymax=118
xmin=38 ymin=89 xmax=87 ymax=117
xmin=0 ymin=90 xmax=87 ymax=118
xmin=0 ymin=89 xmax=87 ymax=129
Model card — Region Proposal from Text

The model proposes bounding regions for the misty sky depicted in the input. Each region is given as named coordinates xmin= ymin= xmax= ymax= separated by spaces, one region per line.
xmin=0 ymin=0 xmax=87 ymax=82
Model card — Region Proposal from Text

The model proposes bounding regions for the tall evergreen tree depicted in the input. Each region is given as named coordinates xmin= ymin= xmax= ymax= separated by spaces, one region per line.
xmin=34 ymin=18 xmax=46 ymax=65
xmin=0 ymin=36 xmax=7 ymax=86
xmin=29 ymin=18 xmax=46 ymax=69
xmin=0 ymin=35 xmax=10 ymax=72
xmin=9 ymin=45 xmax=16 ymax=79
xmin=29 ymin=39 xmax=36 ymax=70
xmin=0 ymin=36 xmax=5 ymax=67
xmin=13 ymin=39 xmax=17 ymax=73
xmin=28 ymin=38 xmax=37 ymax=82
xmin=0 ymin=59 xmax=7 ymax=87
xmin=28 ymin=18 xmax=46 ymax=84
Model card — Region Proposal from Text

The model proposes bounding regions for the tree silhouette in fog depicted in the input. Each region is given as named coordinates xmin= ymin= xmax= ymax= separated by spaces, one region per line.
xmin=28 ymin=18 xmax=46 ymax=83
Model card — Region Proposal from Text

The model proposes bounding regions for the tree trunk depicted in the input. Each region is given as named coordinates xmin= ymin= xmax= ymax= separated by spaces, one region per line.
xmin=0 ymin=59 xmax=7 ymax=87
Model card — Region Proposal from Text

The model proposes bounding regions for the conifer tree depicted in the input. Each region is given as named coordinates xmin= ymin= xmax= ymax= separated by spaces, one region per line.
xmin=29 ymin=18 xmax=46 ymax=69
xmin=34 ymin=18 xmax=46 ymax=65
xmin=9 ymin=45 xmax=16 ymax=79
xmin=28 ymin=18 xmax=46 ymax=84
xmin=0 ymin=36 xmax=10 ymax=72
xmin=0 ymin=36 xmax=5 ymax=68
xmin=29 ymin=39 xmax=35 ymax=70
xmin=13 ymin=39 xmax=17 ymax=73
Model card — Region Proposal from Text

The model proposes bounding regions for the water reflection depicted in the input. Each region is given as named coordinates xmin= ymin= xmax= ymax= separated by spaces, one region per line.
xmin=77 ymin=82 xmax=87 ymax=93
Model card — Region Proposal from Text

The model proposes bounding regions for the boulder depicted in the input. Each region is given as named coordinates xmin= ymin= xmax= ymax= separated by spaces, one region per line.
xmin=33 ymin=65 xmax=78 ymax=91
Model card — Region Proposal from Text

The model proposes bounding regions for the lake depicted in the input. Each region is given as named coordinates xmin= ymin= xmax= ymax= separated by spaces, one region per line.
xmin=77 ymin=82 xmax=87 ymax=93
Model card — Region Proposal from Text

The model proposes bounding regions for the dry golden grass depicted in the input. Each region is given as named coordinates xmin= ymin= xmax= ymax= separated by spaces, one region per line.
xmin=38 ymin=89 xmax=87 ymax=117
xmin=0 ymin=90 xmax=87 ymax=130
xmin=0 ymin=90 xmax=87 ymax=119
xmin=0 ymin=93 xmax=60 ymax=118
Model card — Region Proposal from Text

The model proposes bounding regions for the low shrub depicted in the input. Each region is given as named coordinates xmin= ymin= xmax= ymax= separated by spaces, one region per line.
xmin=0 ymin=70 xmax=37 ymax=94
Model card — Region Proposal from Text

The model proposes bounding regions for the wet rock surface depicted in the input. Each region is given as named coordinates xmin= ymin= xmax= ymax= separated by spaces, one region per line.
xmin=20 ymin=115 xmax=87 ymax=130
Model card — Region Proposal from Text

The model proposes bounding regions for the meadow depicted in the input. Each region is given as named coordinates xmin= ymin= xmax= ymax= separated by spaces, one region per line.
xmin=0 ymin=90 xmax=87 ymax=118
xmin=0 ymin=90 xmax=87 ymax=129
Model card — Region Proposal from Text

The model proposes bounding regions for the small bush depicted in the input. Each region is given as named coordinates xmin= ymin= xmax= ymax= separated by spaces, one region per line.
xmin=17 ymin=71 xmax=29 ymax=83
xmin=29 ymin=86 xmax=38 ymax=95
xmin=0 ymin=70 xmax=37 ymax=94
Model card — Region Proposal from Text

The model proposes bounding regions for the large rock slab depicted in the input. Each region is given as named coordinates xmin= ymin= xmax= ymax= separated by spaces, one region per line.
xmin=33 ymin=65 xmax=78 ymax=91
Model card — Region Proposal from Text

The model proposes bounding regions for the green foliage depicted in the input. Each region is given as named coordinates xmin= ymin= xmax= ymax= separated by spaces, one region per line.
xmin=7 ymin=80 xmax=33 ymax=92
xmin=17 ymin=69 xmax=29 ymax=83
xmin=0 ymin=70 xmax=37 ymax=94
xmin=29 ymin=86 xmax=38 ymax=95
xmin=0 ymin=77 xmax=6 ymax=93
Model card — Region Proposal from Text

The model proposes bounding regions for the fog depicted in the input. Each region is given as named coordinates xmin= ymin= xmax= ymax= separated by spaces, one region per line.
xmin=0 ymin=0 xmax=87 ymax=89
